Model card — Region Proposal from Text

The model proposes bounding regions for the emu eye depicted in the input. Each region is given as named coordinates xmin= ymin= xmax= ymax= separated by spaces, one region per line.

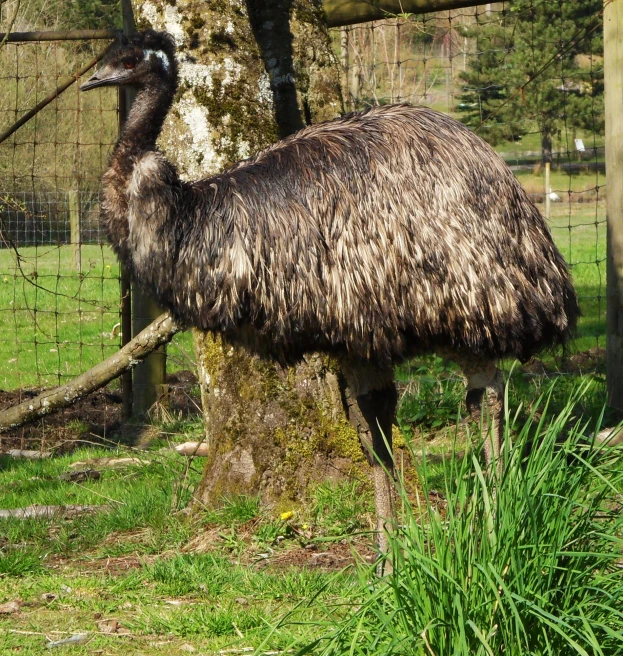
xmin=122 ymin=58 xmax=136 ymax=70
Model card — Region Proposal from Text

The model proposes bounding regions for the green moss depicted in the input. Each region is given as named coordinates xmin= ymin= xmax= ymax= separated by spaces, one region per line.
xmin=190 ymin=15 xmax=206 ymax=29
xmin=193 ymin=330 xmax=224 ymax=380
xmin=392 ymin=425 xmax=406 ymax=450
xmin=326 ymin=417 xmax=365 ymax=463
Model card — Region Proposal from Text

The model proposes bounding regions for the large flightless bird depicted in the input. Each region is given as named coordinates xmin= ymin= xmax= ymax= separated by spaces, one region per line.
xmin=81 ymin=30 xmax=579 ymax=556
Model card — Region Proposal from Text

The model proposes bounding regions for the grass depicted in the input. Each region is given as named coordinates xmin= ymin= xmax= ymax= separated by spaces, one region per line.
xmin=0 ymin=430 xmax=369 ymax=655
xmin=272 ymin=388 xmax=623 ymax=655
xmin=1 ymin=376 xmax=620 ymax=654
xmin=0 ymin=244 xmax=195 ymax=389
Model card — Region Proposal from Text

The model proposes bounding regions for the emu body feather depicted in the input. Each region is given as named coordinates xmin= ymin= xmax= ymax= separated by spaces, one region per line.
xmin=111 ymin=103 xmax=578 ymax=367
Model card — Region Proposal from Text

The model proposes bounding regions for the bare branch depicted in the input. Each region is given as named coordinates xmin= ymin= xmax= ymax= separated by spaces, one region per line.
xmin=0 ymin=312 xmax=182 ymax=432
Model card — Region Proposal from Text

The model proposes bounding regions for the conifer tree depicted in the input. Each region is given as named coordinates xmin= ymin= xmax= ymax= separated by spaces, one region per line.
xmin=458 ymin=0 xmax=603 ymax=162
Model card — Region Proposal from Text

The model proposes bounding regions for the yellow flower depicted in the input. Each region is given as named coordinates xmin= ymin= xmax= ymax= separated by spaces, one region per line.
xmin=2 ymin=277 xmax=7 ymax=282
xmin=280 ymin=511 xmax=294 ymax=521
xmin=301 ymin=523 xmax=309 ymax=530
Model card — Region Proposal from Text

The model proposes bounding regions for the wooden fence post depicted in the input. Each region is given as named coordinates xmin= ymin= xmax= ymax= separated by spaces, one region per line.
xmin=68 ymin=189 xmax=81 ymax=272
xmin=119 ymin=0 xmax=167 ymax=418
xmin=605 ymin=0 xmax=623 ymax=412
xmin=340 ymin=28 xmax=349 ymax=108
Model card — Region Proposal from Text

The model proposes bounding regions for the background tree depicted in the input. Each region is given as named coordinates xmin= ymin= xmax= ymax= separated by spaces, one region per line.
xmin=457 ymin=0 xmax=603 ymax=162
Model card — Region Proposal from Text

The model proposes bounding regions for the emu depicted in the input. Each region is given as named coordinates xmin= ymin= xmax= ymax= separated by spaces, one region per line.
xmin=81 ymin=30 xmax=579 ymax=555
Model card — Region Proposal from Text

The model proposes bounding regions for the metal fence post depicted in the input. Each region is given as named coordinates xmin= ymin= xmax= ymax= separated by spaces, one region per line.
xmin=605 ymin=0 xmax=623 ymax=412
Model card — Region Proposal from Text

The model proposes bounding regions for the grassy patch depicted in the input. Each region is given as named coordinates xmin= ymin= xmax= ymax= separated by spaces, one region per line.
xmin=0 ymin=439 xmax=368 ymax=655
xmin=276 ymin=389 xmax=623 ymax=655
xmin=1 ymin=378 xmax=620 ymax=654
xmin=0 ymin=244 xmax=197 ymax=389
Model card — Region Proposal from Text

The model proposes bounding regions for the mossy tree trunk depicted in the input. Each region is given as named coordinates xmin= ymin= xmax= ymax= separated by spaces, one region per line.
xmin=133 ymin=0 xmax=370 ymax=507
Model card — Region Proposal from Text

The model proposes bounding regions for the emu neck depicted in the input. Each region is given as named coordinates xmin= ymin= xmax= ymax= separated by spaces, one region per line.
xmin=114 ymin=82 xmax=174 ymax=170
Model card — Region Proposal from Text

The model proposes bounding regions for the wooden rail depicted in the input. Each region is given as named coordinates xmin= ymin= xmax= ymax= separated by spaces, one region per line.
xmin=0 ymin=29 xmax=119 ymax=42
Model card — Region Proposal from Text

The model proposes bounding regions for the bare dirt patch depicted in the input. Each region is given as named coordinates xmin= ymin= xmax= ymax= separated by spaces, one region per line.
xmin=0 ymin=370 xmax=201 ymax=453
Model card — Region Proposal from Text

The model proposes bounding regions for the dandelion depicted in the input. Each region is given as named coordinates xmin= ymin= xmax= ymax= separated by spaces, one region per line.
xmin=280 ymin=510 xmax=294 ymax=521
xmin=2 ymin=277 xmax=7 ymax=282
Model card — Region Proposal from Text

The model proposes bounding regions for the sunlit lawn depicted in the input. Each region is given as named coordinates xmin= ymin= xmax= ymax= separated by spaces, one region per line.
xmin=0 ymin=173 xmax=607 ymax=390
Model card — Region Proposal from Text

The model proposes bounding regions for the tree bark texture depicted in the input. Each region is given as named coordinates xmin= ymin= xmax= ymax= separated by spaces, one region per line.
xmin=133 ymin=0 xmax=361 ymax=508
xmin=0 ymin=313 xmax=180 ymax=433
xmin=193 ymin=332 xmax=367 ymax=505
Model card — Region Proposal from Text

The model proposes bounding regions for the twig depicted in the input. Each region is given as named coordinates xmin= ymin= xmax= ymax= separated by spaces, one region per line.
xmin=0 ymin=0 xmax=20 ymax=49
xmin=0 ymin=504 xmax=105 ymax=519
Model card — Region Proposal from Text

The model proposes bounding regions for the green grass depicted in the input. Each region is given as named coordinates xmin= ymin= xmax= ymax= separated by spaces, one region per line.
xmin=1 ymin=378 xmax=620 ymax=654
xmin=0 ymin=244 xmax=195 ymax=389
xmin=0 ymin=245 xmax=121 ymax=390
xmin=0 ymin=446 xmax=199 ymax=563
xmin=0 ymin=433 xmax=365 ymax=655
xmin=273 ymin=388 xmax=623 ymax=655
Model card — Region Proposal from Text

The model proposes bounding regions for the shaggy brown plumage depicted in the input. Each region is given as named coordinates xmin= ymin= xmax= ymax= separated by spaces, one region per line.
xmin=82 ymin=30 xmax=580 ymax=559
xmin=82 ymin=32 xmax=578 ymax=370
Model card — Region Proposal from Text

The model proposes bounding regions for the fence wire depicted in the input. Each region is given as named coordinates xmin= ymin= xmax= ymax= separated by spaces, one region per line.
xmin=0 ymin=2 xmax=606 ymax=415
xmin=334 ymin=0 xmax=605 ymax=359
xmin=0 ymin=35 xmax=119 ymax=398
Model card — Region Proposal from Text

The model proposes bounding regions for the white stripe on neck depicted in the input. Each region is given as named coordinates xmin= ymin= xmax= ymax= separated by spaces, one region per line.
xmin=144 ymin=49 xmax=170 ymax=72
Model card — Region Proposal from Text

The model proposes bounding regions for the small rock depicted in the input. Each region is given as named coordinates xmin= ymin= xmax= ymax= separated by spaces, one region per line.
xmin=97 ymin=619 xmax=120 ymax=634
xmin=40 ymin=593 xmax=58 ymax=603
xmin=0 ymin=600 xmax=21 ymax=614
xmin=180 ymin=645 xmax=196 ymax=653
xmin=235 ymin=597 xmax=249 ymax=606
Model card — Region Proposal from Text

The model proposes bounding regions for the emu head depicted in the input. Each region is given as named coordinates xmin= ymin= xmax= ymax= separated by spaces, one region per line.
xmin=80 ymin=30 xmax=177 ymax=92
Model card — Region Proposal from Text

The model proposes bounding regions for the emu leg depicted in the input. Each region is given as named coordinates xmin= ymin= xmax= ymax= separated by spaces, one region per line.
xmin=460 ymin=360 xmax=505 ymax=473
xmin=340 ymin=365 xmax=397 ymax=565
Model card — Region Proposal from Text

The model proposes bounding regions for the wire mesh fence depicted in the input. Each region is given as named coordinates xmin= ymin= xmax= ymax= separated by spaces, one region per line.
xmin=0 ymin=1 xmax=607 ymax=407
xmin=333 ymin=0 xmax=605 ymax=357
xmin=0 ymin=35 xmax=120 ymax=393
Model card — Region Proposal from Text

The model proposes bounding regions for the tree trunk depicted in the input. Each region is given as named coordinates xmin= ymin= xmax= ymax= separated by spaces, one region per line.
xmin=133 ymin=0 xmax=363 ymax=508
xmin=193 ymin=333 xmax=366 ymax=506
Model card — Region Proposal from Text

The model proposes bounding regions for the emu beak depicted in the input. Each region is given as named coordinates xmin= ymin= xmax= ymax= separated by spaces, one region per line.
xmin=80 ymin=73 xmax=104 ymax=91
xmin=80 ymin=63 xmax=132 ymax=91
